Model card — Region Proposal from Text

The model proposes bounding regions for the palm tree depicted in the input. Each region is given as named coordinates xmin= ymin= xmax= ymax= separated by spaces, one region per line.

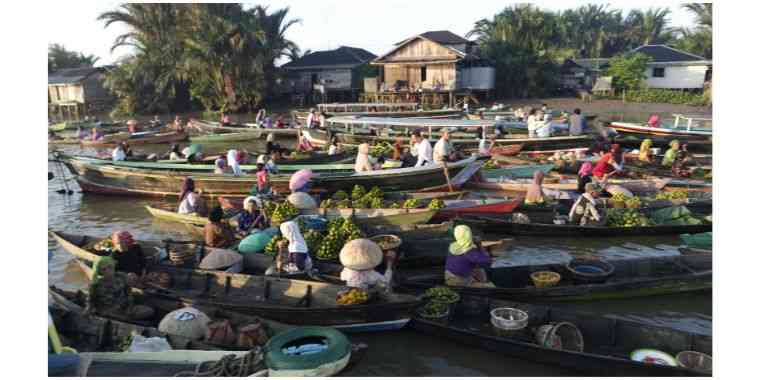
xmin=252 ymin=5 xmax=301 ymax=100
xmin=48 ymin=43 xmax=100 ymax=72
xmin=682 ymin=3 xmax=712 ymax=29
xmin=626 ymin=7 xmax=674 ymax=46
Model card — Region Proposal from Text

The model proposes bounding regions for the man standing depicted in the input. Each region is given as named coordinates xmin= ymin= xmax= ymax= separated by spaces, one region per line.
xmin=411 ymin=130 xmax=433 ymax=167
xmin=569 ymin=108 xmax=585 ymax=136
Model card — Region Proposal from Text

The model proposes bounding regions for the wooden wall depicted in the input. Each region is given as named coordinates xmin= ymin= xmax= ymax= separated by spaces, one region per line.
xmin=48 ymin=84 xmax=84 ymax=103
xmin=382 ymin=63 xmax=456 ymax=90
xmin=382 ymin=38 xmax=459 ymax=62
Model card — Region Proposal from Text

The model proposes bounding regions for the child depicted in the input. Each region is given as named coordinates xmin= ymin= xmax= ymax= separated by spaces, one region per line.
xmin=255 ymin=162 xmax=271 ymax=194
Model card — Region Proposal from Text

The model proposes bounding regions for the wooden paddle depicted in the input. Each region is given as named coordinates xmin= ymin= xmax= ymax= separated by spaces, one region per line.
xmin=442 ymin=161 xmax=454 ymax=192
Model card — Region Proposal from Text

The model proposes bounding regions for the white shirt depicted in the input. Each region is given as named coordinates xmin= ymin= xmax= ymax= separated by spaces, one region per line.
xmin=569 ymin=114 xmax=584 ymax=136
xmin=433 ymin=138 xmax=451 ymax=164
xmin=414 ymin=139 xmax=433 ymax=167
xmin=112 ymin=147 xmax=126 ymax=161
xmin=478 ymin=139 xmax=489 ymax=155
xmin=178 ymin=192 xmax=200 ymax=214
xmin=328 ymin=145 xmax=338 ymax=155
xmin=306 ymin=113 xmax=315 ymax=129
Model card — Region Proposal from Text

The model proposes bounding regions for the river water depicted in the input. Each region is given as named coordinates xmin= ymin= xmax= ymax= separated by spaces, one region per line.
xmin=47 ymin=139 xmax=711 ymax=376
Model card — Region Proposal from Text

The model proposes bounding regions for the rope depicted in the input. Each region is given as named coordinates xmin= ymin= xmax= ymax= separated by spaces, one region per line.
xmin=173 ymin=348 xmax=266 ymax=377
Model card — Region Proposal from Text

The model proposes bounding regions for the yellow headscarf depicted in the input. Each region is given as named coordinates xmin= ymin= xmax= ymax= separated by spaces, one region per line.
xmin=449 ymin=225 xmax=476 ymax=256
xmin=638 ymin=139 xmax=652 ymax=161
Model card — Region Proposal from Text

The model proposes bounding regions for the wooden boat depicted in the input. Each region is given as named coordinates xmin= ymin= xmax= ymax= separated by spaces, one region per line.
xmin=482 ymin=164 xmax=555 ymax=180
xmin=80 ymin=131 xmax=189 ymax=147
xmin=60 ymin=153 xmax=358 ymax=174
xmin=470 ymin=177 xmax=670 ymax=194
xmin=190 ymin=120 xmax=300 ymax=137
xmin=431 ymin=199 xmax=522 ymax=223
xmin=64 ymin=155 xmax=482 ymax=198
xmin=292 ymin=103 xmax=462 ymax=121
xmin=51 ymin=231 xmax=420 ymax=332
xmin=489 ymin=144 xmax=524 ymax=158
xmin=401 ymin=253 xmax=712 ymax=302
xmin=189 ymin=131 xmax=269 ymax=143
xmin=410 ymin=295 xmax=711 ymax=376
xmin=609 ymin=114 xmax=712 ymax=138
xmin=458 ymin=214 xmax=711 ymax=237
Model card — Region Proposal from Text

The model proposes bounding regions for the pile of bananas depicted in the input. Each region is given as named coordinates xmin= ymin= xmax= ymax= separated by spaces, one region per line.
xmin=315 ymin=218 xmax=364 ymax=260
xmin=319 ymin=199 xmax=333 ymax=208
xmin=336 ymin=288 xmax=369 ymax=305
xmin=403 ymin=199 xmax=420 ymax=209
xmin=351 ymin=185 xmax=366 ymax=202
xmin=263 ymin=201 xmax=277 ymax=217
xmin=424 ymin=286 xmax=460 ymax=303
xmin=333 ymin=190 xmax=349 ymax=201
xmin=428 ymin=199 xmax=445 ymax=210
xmin=93 ymin=238 xmax=114 ymax=251
xmin=655 ymin=190 xmax=689 ymax=201
xmin=607 ymin=209 xmax=651 ymax=227
xmin=483 ymin=160 xmax=499 ymax=169
xmin=270 ymin=201 xmax=299 ymax=224
xmin=388 ymin=202 xmax=401 ymax=209
xmin=370 ymin=142 xmax=394 ymax=157
xmin=303 ymin=229 xmax=323 ymax=255
xmin=264 ymin=235 xmax=285 ymax=256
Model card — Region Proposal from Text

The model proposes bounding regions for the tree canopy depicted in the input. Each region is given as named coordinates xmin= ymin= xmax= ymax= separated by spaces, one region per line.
xmin=48 ymin=44 xmax=100 ymax=73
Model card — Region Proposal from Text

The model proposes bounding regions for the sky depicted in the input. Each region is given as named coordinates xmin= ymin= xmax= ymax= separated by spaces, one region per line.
xmin=47 ymin=1 xmax=700 ymax=66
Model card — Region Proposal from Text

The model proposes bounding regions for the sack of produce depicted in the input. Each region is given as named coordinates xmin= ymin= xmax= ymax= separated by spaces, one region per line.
xmin=650 ymin=205 xmax=694 ymax=225
xmin=238 ymin=228 xmax=279 ymax=254
xmin=236 ymin=320 xmax=269 ymax=348
xmin=339 ymin=238 xmax=383 ymax=270
xmin=681 ymin=232 xmax=712 ymax=250
xmin=199 ymin=248 xmax=243 ymax=270
xmin=205 ymin=319 xmax=236 ymax=346
xmin=287 ymin=192 xmax=317 ymax=210
xmin=158 ymin=307 xmax=211 ymax=340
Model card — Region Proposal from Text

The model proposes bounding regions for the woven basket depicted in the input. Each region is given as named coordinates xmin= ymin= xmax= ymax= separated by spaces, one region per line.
xmin=369 ymin=234 xmax=401 ymax=252
xmin=530 ymin=271 xmax=561 ymax=288
xmin=676 ymin=351 xmax=712 ymax=373
xmin=535 ymin=322 xmax=584 ymax=352
xmin=490 ymin=307 xmax=528 ymax=331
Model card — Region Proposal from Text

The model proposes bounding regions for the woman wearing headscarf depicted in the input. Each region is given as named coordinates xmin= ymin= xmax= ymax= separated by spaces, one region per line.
xmin=339 ymin=239 xmax=396 ymax=290
xmin=84 ymin=256 xmax=154 ymax=320
xmin=444 ymin=225 xmax=494 ymax=287
xmin=214 ymin=155 xmax=227 ymax=174
xmin=638 ymin=139 xmax=653 ymax=162
xmin=168 ymin=144 xmax=183 ymax=161
xmin=354 ymin=143 xmax=374 ymax=173
xmin=289 ymin=169 xmax=315 ymax=193
xmin=672 ymin=142 xmax=691 ymax=177
xmin=227 ymin=149 xmax=243 ymax=176
xmin=577 ymin=161 xmax=594 ymax=194
xmin=204 ymin=206 xmax=236 ymax=248
xmin=296 ymin=131 xmax=314 ymax=152
xmin=110 ymin=231 xmax=146 ymax=276
xmin=112 ymin=142 xmax=127 ymax=161
xmin=328 ymin=136 xmax=339 ymax=156
xmin=662 ymin=140 xmax=681 ymax=167
xmin=236 ymin=196 xmax=267 ymax=235
xmin=524 ymin=171 xmax=546 ymax=205
xmin=278 ymin=221 xmax=312 ymax=273
xmin=610 ymin=144 xmax=625 ymax=171
xmin=569 ymin=183 xmax=604 ymax=226
xmin=178 ymin=178 xmax=206 ymax=215
xmin=265 ymin=133 xmax=280 ymax=155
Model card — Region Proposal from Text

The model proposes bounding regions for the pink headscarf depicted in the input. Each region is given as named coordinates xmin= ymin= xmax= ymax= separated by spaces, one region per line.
xmin=647 ymin=114 xmax=660 ymax=128
xmin=524 ymin=171 xmax=545 ymax=203
xmin=578 ymin=162 xmax=594 ymax=177
xmin=112 ymin=231 xmax=135 ymax=248
xmin=289 ymin=169 xmax=315 ymax=192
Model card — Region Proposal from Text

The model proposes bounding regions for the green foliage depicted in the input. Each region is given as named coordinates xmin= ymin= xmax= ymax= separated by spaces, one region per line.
xmin=48 ymin=44 xmax=99 ymax=73
xmin=606 ymin=53 xmax=651 ymax=91
xmin=620 ymin=89 xmax=709 ymax=106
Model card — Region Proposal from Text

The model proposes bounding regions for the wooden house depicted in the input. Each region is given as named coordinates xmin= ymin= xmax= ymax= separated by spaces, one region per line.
xmin=631 ymin=45 xmax=711 ymax=90
xmin=48 ymin=66 xmax=114 ymax=120
xmin=281 ymin=46 xmax=377 ymax=104
xmin=369 ymin=30 xmax=495 ymax=106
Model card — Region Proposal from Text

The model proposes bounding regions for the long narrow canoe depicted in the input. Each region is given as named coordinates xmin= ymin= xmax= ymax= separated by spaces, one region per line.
xmin=293 ymin=109 xmax=462 ymax=122
xmin=61 ymin=154 xmax=358 ymax=174
xmin=191 ymin=120 xmax=300 ymax=137
xmin=609 ymin=121 xmax=712 ymax=138
xmin=410 ymin=295 xmax=711 ymax=376
xmin=431 ymin=199 xmax=522 ymax=223
xmin=482 ymin=164 xmax=555 ymax=180
xmin=401 ymin=253 xmax=712 ymax=302
xmin=80 ymin=131 xmax=189 ymax=147
xmin=189 ymin=131 xmax=268 ymax=143
xmin=64 ymin=155 xmax=481 ymax=198
xmin=458 ymin=214 xmax=711 ymax=237
xmin=470 ymin=177 xmax=670 ymax=194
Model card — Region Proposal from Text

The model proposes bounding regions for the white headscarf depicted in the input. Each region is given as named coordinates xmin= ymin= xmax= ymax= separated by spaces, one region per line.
xmin=227 ymin=149 xmax=242 ymax=176
xmin=280 ymin=221 xmax=308 ymax=253
xmin=266 ymin=133 xmax=275 ymax=142
xmin=244 ymin=196 xmax=262 ymax=211
xmin=257 ymin=155 xmax=267 ymax=164
xmin=354 ymin=143 xmax=373 ymax=172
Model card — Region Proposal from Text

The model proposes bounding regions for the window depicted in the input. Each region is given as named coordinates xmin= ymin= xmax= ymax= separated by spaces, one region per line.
xmin=420 ymin=66 xmax=427 ymax=82
xmin=653 ymin=67 xmax=665 ymax=78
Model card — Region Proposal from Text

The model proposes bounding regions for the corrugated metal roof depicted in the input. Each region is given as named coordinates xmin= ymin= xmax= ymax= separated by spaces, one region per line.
xmin=632 ymin=45 xmax=708 ymax=63
xmin=282 ymin=46 xmax=376 ymax=69
xmin=48 ymin=67 xmax=101 ymax=85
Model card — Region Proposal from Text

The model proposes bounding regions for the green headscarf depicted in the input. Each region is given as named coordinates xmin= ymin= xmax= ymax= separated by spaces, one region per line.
xmin=662 ymin=139 xmax=680 ymax=167
xmin=449 ymin=225 xmax=476 ymax=256
xmin=91 ymin=256 xmax=116 ymax=285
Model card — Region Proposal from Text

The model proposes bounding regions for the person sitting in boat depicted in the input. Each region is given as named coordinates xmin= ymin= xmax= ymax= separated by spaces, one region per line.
xmin=85 ymin=256 xmax=154 ymax=320
xmin=168 ymin=144 xmax=183 ymax=161
xmin=339 ymin=239 xmax=396 ymax=290
xmin=254 ymin=159 xmax=271 ymax=195
xmin=127 ymin=119 xmax=140 ymax=134
xmin=638 ymin=139 xmax=653 ymax=163
xmin=672 ymin=142 xmax=691 ymax=177
xmin=255 ymin=109 xmax=266 ymax=127
xmin=610 ymin=144 xmax=625 ymax=172
xmin=150 ymin=115 xmax=161 ymax=127
xmin=265 ymin=133 xmax=281 ymax=155
xmin=205 ymin=206 xmax=236 ymax=248
xmin=648 ymin=114 xmax=660 ymax=129
xmin=275 ymin=117 xmax=285 ymax=129
xmin=110 ymin=230 xmax=146 ymax=276
xmin=411 ymin=129 xmax=433 ymax=167
xmin=445 ymin=225 xmax=495 ymax=288
xmin=227 ymin=149 xmax=244 ymax=176
xmin=214 ymin=155 xmax=227 ymax=174
xmin=183 ymin=144 xmax=204 ymax=163
xmin=276 ymin=220 xmax=312 ymax=273
xmin=289 ymin=169 xmax=315 ymax=193
xmin=569 ymin=108 xmax=585 ymax=136
xmin=328 ymin=136 xmax=340 ymax=156
xmin=296 ymin=131 xmax=315 ymax=152
xmin=592 ymin=145 xmax=621 ymax=181
xmin=112 ymin=142 xmax=127 ymax=161
xmin=305 ymin=108 xmax=317 ymax=129
xmin=577 ymin=162 xmax=594 ymax=194
xmin=263 ymin=153 xmax=279 ymax=174
xmin=433 ymin=129 xmax=453 ymax=164
xmin=90 ymin=127 xmax=104 ymax=141
xmin=569 ymin=183 xmax=604 ymax=226
xmin=533 ymin=110 xmax=553 ymax=138
xmin=524 ymin=171 xmax=547 ymax=205
xmin=587 ymin=136 xmax=608 ymax=157
xmin=178 ymin=178 xmax=206 ymax=215
xmin=220 ymin=113 xmax=232 ymax=126
xmin=355 ymin=143 xmax=375 ymax=173
xmin=392 ymin=138 xmax=404 ymax=160
xmin=526 ymin=109 xmax=538 ymax=138
xmin=237 ymin=196 xmax=267 ymax=236
xmin=661 ymin=140 xmax=681 ymax=167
